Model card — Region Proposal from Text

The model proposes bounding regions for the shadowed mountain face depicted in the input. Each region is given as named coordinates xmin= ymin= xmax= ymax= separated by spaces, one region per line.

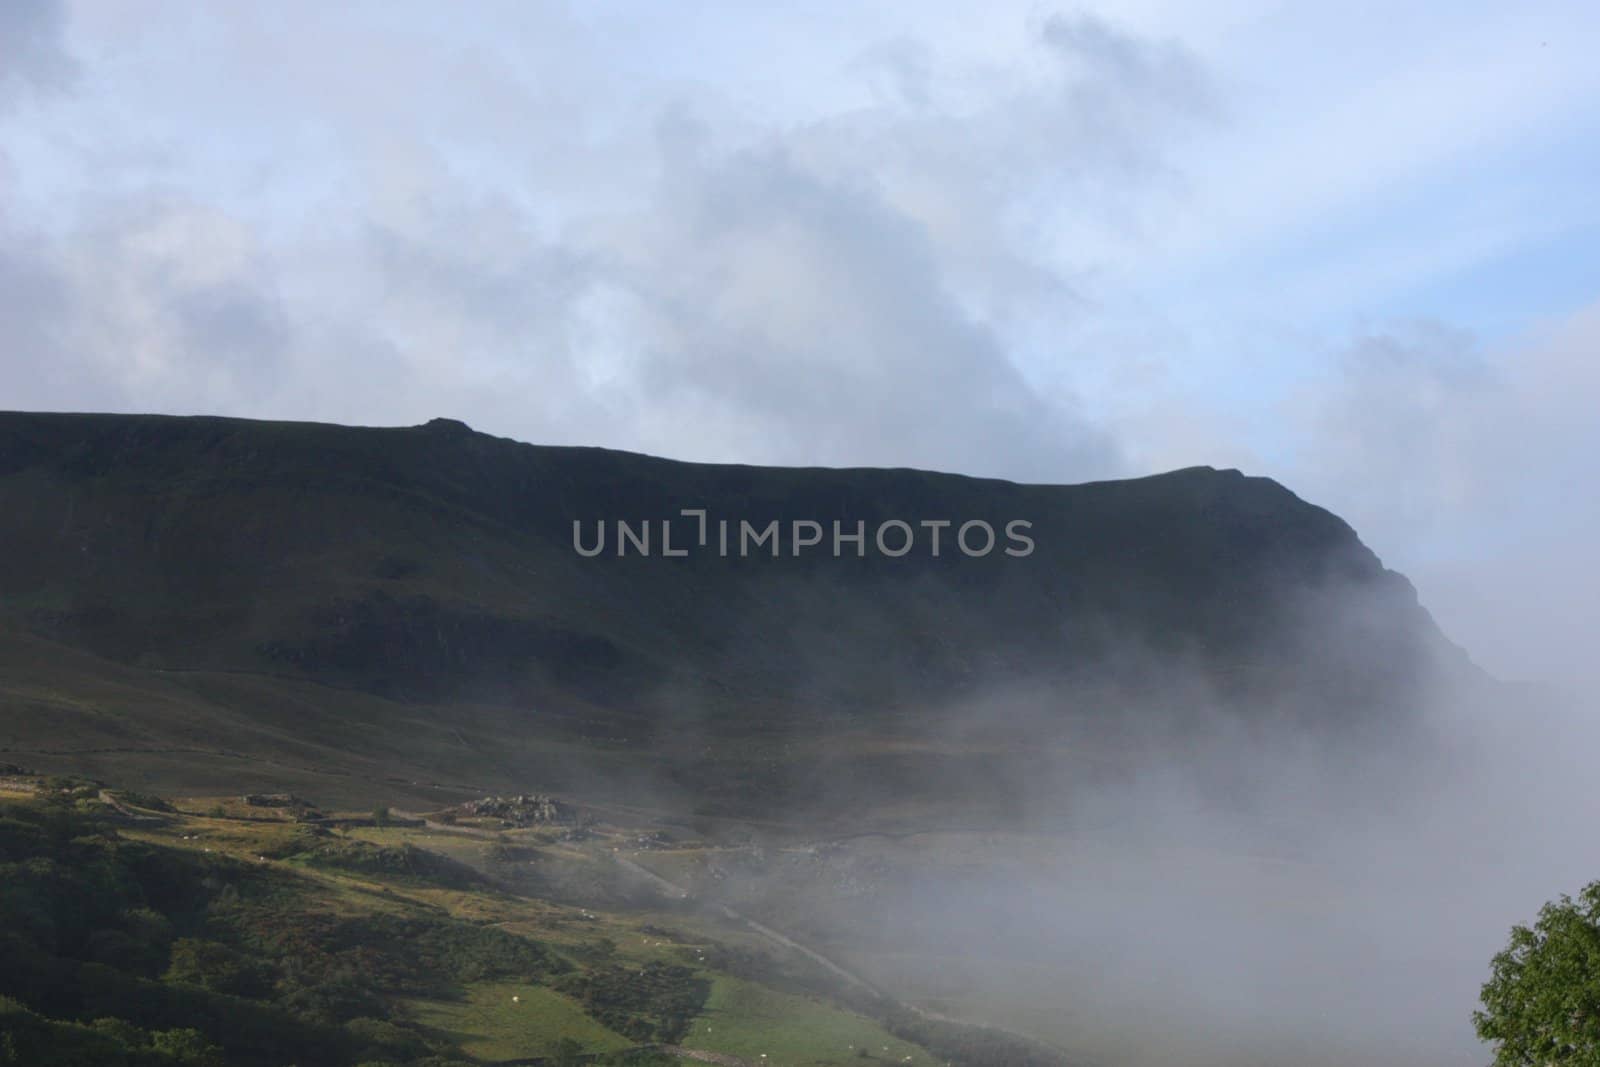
xmin=0 ymin=411 xmax=1471 ymax=817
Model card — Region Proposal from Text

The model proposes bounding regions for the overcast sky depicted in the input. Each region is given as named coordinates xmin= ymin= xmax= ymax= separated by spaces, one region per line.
xmin=2 ymin=0 xmax=1596 ymax=684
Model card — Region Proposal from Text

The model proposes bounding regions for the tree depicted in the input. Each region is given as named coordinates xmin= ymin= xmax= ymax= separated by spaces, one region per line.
xmin=1476 ymin=880 xmax=1600 ymax=1065
xmin=151 ymin=1028 xmax=225 ymax=1066
xmin=166 ymin=937 xmax=273 ymax=997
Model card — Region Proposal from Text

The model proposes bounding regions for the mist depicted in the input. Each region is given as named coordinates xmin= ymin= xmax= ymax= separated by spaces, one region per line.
xmin=664 ymin=589 xmax=1600 ymax=1067
xmin=889 ymin=684 xmax=1596 ymax=1067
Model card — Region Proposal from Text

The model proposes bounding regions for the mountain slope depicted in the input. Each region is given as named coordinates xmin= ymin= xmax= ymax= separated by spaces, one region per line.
xmin=0 ymin=411 xmax=1471 ymax=817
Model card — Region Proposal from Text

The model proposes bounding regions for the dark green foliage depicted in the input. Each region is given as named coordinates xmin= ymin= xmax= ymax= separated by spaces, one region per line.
xmin=0 ymin=808 xmax=184 ymax=974
xmin=554 ymin=962 xmax=709 ymax=1044
xmin=0 ymin=795 xmax=562 ymax=1065
xmin=344 ymin=1017 xmax=432 ymax=1063
xmin=0 ymin=993 xmax=297 ymax=1067
xmin=1475 ymin=880 xmax=1600 ymax=1066
xmin=0 ymin=815 xmax=49 ymax=860
xmin=273 ymin=969 xmax=391 ymax=1026
xmin=215 ymin=907 xmax=565 ymax=1002
xmin=1 ymin=997 xmax=130 ymax=1067
xmin=85 ymin=908 xmax=173 ymax=976
xmin=62 ymin=959 xmax=354 ymax=1063
xmin=164 ymin=939 xmax=274 ymax=998
xmin=148 ymin=1028 xmax=224 ymax=1066
xmin=0 ymin=996 xmax=157 ymax=1067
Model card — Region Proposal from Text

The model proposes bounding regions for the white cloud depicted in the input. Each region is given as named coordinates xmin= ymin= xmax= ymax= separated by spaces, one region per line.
xmin=0 ymin=1 xmax=1597 ymax=679
xmin=3 ymin=6 xmax=1220 ymax=482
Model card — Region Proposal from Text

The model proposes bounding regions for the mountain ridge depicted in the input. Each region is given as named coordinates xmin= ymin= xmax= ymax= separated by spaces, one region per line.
xmin=0 ymin=410 xmax=1473 ymax=816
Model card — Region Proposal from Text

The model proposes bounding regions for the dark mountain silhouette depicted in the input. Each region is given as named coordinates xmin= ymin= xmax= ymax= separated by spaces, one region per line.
xmin=0 ymin=411 xmax=1474 ymax=819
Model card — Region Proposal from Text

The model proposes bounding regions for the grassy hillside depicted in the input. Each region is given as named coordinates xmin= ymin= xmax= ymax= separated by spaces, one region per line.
xmin=0 ymin=773 xmax=1066 ymax=1067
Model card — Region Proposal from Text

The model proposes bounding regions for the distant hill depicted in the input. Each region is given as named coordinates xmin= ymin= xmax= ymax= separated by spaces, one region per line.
xmin=0 ymin=411 xmax=1474 ymax=820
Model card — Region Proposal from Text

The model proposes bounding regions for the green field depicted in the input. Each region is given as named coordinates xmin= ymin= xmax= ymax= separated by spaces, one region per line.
xmin=406 ymin=981 xmax=635 ymax=1060
xmin=684 ymin=977 xmax=937 ymax=1067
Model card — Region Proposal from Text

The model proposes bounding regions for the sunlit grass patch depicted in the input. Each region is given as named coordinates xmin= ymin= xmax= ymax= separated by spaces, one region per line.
xmin=684 ymin=976 xmax=935 ymax=1067
xmin=405 ymin=981 xmax=634 ymax=1060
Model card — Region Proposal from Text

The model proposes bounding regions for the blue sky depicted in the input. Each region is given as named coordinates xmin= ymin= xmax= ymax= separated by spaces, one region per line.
xmin=2 ymin=0 xmax=1596 ymax=681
